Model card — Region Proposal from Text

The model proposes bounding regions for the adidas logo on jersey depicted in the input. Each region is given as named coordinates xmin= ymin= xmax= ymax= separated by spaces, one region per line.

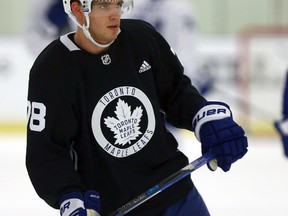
xmin=139 ymin=61 xmax=151 ymax=73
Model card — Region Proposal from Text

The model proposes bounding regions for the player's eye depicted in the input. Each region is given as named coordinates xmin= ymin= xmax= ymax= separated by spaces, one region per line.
xmin=97 ymin=3 xmax=109 ymax=10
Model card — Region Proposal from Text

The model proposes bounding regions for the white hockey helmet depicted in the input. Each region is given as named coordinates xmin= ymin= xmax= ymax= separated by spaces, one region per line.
xmin=62 ymin=0 xmax=134 ymax=48
xmin=63 ymin=0 xmax=134 ymax=15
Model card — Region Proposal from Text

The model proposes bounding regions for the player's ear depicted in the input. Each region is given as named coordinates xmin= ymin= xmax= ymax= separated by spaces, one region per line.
xmin=71 ymin=1 xmax=84 ymax=18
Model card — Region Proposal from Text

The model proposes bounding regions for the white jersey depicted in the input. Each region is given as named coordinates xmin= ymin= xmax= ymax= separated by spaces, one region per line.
xmin=123 ymin=0 xmax=211 ymax=93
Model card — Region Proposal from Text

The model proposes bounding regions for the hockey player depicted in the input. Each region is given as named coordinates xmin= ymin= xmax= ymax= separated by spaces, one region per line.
xmin=274 ymin=70 xmax=288 ymax=157
xmin=26 ymin=0 xmax=248 ymax=216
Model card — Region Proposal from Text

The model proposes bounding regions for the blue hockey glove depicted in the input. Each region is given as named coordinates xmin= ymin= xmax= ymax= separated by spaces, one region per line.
xmin=274 ymin=119 xmax=288 ymax=157
xmin=60 ymin=191 xmax=100 ymax=216
xmin=192 ymin=101 xmax=248 ymax=172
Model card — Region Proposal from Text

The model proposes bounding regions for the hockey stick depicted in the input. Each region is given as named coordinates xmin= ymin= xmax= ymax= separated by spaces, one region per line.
xmin=108 ymin=152 xmax=216 ymax=216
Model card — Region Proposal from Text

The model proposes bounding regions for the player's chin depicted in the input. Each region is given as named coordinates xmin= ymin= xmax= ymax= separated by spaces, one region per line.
xmin=107 ymin=34 xmax=119 ymax=43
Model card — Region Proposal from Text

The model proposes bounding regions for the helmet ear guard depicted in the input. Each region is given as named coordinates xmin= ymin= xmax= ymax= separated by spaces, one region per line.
xmin=62 ymin=0 xmax=92 ymax=29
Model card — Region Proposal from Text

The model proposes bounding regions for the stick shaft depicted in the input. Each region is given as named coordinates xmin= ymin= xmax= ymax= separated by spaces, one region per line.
xmin=109 ymin=152 xmax=215 ymax=216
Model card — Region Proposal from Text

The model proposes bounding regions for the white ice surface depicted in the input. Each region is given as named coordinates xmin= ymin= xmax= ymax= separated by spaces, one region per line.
xmin=0 ymin=132 xmax=287 ymax=216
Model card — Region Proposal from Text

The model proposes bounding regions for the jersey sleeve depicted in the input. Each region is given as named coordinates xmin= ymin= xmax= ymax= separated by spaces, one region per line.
xmin=147 ymin=26 xmax=207 ymax=130
xmin=26 ymin=44 xmax=85 ymax=208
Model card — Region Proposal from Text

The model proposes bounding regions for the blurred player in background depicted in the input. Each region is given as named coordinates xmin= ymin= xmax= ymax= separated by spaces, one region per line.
xmin=123 ymin=0 xmax=214 ymax=95
xmin=23 ymin=0 xmax=214 ymax=95
xmin=23 ymin=0 xmax=73 ymax=56
xmin=274 ymin=70 xmax=288 ymax=157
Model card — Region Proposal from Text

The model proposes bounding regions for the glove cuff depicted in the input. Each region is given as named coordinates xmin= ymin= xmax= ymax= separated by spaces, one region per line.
xmin=60 ymin=192 xmax=85 ymax=216
xmin=192 ymin=102 xmax=231 ymax=141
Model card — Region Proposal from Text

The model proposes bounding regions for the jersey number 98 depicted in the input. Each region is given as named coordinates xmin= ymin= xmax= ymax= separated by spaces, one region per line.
xmin=27 ymin=101 xmax=46 ymax=132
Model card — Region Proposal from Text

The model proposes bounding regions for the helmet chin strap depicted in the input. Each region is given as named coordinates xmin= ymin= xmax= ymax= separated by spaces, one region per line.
xmin=81 ymin=13 xmax=120 ymax=49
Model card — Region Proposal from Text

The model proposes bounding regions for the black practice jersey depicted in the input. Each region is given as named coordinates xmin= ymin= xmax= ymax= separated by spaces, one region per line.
xmin=26 ymin=19 xmax=207 ymax=216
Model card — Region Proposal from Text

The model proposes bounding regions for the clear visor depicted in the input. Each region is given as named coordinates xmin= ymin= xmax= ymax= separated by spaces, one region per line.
xmin=91 ymin=0 xmax=133 ymax=17
xmin=122 ymin=0 xmax=134 ymax=13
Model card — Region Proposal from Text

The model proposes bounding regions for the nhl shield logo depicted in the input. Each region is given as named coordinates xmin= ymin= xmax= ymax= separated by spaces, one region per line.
xmin=101 ymin=54 xmax=111 ymax=65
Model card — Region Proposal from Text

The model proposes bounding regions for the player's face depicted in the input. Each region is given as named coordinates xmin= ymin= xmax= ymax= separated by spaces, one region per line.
xmin=88 ymin=0 xmax=123 ymax=44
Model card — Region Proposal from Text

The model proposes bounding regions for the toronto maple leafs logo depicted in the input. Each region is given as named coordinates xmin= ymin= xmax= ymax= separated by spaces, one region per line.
xmin=91 ymin=86 xmax=156 ymax=158
xmin=104 ymin=99 xmax=143 ymax=146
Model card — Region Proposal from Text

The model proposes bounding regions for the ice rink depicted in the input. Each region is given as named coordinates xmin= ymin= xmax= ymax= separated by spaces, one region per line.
xmin=1 ymin=130 xmax=287 ymax=216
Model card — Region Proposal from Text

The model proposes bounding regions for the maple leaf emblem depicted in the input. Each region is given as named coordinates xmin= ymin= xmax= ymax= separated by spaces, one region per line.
xmin=104 ymin=99 xmax=143 ymax=146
